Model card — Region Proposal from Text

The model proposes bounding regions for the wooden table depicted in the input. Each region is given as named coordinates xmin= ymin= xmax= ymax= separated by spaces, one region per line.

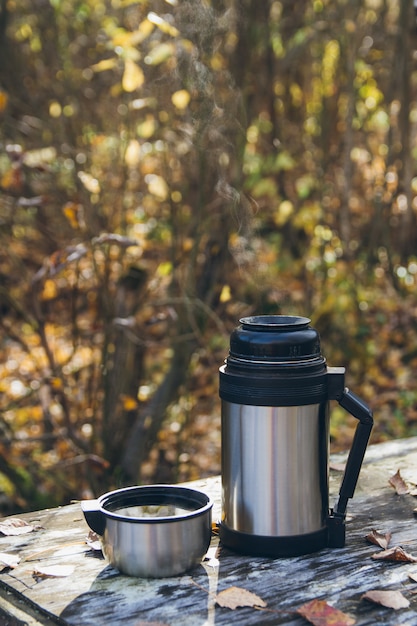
xmin=0 ymin=437 xmax=417 ymax=625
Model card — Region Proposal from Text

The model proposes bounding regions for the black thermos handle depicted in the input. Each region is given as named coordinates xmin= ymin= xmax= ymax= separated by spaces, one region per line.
xmin=327 ymin=368 xmax=374 ymax=547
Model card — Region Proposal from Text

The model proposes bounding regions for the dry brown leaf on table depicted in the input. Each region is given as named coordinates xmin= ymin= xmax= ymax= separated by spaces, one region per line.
xmin=32 ymin=564 xmax=75 ymax=580
xmin=215 ymin=586 xmax=267 ymax=610
xmin=297 ymin=599 xmax=355 ymax=626
xmin=0 ymin=552 xmax=20 ymax=570
xmin=0 ymin=518 xmax=38 ymax=536
xmin=85 ymin=530 xmax=102 ymax=552
xmin=330 ymin=462 xmax=346 ymax=472
xmin=371 ymin=546 xmax=417 ymax=563
xmin=365 ymin=529 xmax=392 ymax=550
xmin=361 ymin=589 xmax=410 ymax=609
xmin=388 ymin=469 xmax=409 ymax=495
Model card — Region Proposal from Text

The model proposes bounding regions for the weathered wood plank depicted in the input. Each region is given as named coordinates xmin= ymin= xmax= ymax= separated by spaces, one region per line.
xmin=0 ymin=439 xmax=416 ymax=625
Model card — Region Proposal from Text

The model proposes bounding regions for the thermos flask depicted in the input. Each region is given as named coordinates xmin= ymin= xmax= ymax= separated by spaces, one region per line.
xmin=219 ymin=315 xmax=373 ymax=557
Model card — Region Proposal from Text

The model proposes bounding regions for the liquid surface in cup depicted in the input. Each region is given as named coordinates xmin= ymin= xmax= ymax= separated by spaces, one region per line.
xmin=114 ymin=503 xmax=196 ymax=518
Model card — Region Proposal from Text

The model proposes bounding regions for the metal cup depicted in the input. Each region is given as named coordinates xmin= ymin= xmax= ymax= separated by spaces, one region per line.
xmin=82 ymin=485 xmax=213 ymax=577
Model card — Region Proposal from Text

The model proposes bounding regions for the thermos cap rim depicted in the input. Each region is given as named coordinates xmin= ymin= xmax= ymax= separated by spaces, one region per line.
xmin=240 ymin=315 xmax=311 ymax=330
xmin=225 ymin=355 xmax=325 ymax=365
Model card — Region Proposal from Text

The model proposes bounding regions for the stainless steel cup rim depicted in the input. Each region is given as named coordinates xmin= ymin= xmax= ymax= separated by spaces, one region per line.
xmin=96 ymin=484 xmax=213 ymax=524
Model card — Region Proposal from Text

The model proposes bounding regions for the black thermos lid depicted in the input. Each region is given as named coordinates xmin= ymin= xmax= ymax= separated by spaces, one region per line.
xmin=230 ymin=315 xmax=321 ymax=361
xmin=220 ymin=315 xmax=327 ymax=406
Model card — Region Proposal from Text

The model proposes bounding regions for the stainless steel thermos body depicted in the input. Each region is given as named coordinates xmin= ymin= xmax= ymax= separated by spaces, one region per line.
xmin=222 ymin=403 xmax=328 ymax=537
xmin=219 ymin=315 xmax=373 ymax=557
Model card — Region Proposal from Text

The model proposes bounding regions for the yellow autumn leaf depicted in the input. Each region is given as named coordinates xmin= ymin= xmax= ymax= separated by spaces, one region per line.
xmin=49 ymin=101 xmax=62 ymax=118
xmin=125 ymin=140 xmax=141 ymax=167
xmin=157 ymin=261 xmax=173 ymax=277
xmin=136 ymin=117 xmax=156 ymax=139
xmin=1 ymin=167 xmax=22 ymax=193
xmin=78 ymin=171 xmax=100 ymax=194
xmin=219 ymin=285 xmax=231 ymax=303
xmin=121 ymin=395 xmax=138 ymax=411
xmin=122 ymin=59 xmax=144 ymax=92
xmin=112 ymin=29 xmax=135 ymax=48
xmin=91 ymin=58 xmax=118 ymax=73
xmin=171 ymin=89 xmax=190 ymax=110
xmin=41 ymin=279 xmax=58 ymax=301
xmin=210 ymin=52 xmax=225 ymax=71
xmin=30 ymin=406 xmax=43 ymax=421
xmin=147 ymin=175 xmax=169 ymax=200
xmin=274 ymin=200 xmax=294 ymax=227
xmin=138 ymin=385 xmax=152 ymax=401
xmin=147 ymin=12 xmax=179 ymax=37
xmin=50 ymin=377 xmax=63 ymax=391
xmin=144 ymin=42 xmax=174 ymax=66
xmin=0 ymin=90 xmax=8 ymax=113
xmin=63 ymin=202 xmax=82 ymax=229
xmin=182 ymin=237 xmax=193 ymax=252
xmin=129 ymin=19 xmax=155 ymax=46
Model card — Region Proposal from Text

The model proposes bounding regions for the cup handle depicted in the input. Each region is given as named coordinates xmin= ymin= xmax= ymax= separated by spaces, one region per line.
xmin=327 ymin=367 xmax=373 ymax=547
xmin=81 ymin=499 xmax=106 ymax=536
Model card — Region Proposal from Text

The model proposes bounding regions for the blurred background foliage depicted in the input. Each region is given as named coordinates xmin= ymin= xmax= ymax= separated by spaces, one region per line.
xmin=1 ymin=0 xmax=417 ymax=513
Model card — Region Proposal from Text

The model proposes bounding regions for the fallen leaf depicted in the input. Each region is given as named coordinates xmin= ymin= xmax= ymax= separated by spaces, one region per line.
xmin=32 ymin=564 xmax=75 ymax=579
xmin=86 ymin=530 xmax=102 ymax=552
xmin=330 ymin=462 xmax=346 ymax=472
xmin=388 ymin=469 xmax=409 ymax=495
xmin=371 ymin=546 xmax=417 ymax=563
xmin=361 ymin=590 xmax=410 ymax=609
xmin=0 ymin=518 xmax=37 ymax=536
xmin=215 ymin=586 xmax=266 ymax=610
xmin=0 ymin=552 xmax=20 ymax=570
xmin=365 ymin=529 xmax=392 ymax=550
xmin=297 ymin=599 xmax=355 ymax=626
